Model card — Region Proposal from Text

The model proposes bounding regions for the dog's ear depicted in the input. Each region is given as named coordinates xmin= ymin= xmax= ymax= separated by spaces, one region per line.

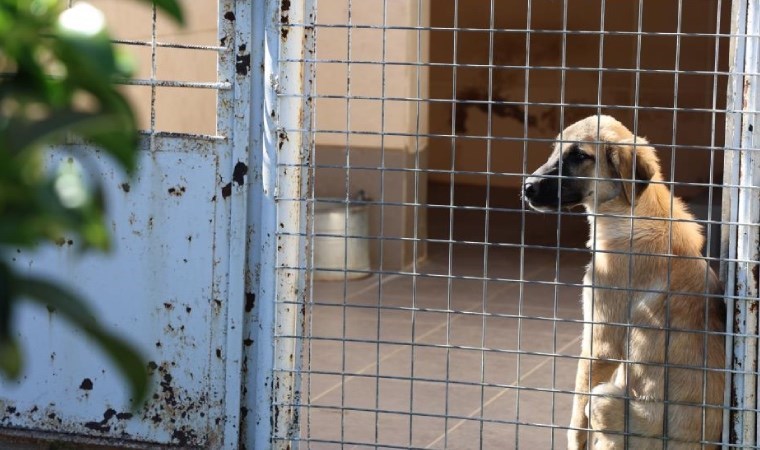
xmin=606 ymin=140 xmax=658 ymax=205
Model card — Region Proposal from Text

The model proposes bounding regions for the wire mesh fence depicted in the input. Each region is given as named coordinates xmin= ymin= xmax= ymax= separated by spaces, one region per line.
xmin=270 ymin=0 xmax=760 ymax=448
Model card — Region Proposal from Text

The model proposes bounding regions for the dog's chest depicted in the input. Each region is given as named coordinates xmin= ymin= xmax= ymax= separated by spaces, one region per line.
xmin=582 ymin=268 xmax=666 ymax=323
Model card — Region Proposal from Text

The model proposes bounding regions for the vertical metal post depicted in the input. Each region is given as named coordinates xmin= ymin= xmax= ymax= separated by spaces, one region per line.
xmin=244 ymin=0 xmax=314 ymax=448
xmin=218 ymin=0 xmax=252 ymax=448
xmin=723 ymin=0 xmax=760 ymax=446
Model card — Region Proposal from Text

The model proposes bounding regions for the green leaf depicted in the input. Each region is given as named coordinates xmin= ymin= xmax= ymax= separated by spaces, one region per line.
xmin=15 ymin=274 xmax=149 ymax=406
xmin=4 ymin=110 xmax=98 ymax=154
xmin=0 ymin=337 xmax=22 ymax=379
xmin=1 ymin=104 xmax=138 ymax=175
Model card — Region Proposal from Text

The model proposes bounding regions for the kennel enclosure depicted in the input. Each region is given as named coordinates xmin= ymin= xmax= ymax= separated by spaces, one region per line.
xmin=0 ymin=0 xmax=758 ymax=449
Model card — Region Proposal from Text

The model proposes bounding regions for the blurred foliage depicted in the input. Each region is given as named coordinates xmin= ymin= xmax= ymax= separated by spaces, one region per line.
xmin=0 ymin=0 xmax=183 ymax=406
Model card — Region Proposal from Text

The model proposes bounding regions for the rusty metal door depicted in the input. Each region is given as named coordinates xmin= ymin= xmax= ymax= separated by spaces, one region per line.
xmin=0 ymin=1 xmax=252 ymax=448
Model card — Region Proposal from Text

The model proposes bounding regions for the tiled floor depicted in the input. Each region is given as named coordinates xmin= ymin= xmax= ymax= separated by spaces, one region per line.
xmin=300 ymin=244 xmax=589 ymax=449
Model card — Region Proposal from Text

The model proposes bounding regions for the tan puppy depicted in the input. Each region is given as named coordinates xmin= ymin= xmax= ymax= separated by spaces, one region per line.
xmin=523 ymin=115 xmax=725 ymax=449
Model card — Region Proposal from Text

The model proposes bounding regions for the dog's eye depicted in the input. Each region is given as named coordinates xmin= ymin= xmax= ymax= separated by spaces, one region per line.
xmin=566 ymin=146 xmax=592 ymax=163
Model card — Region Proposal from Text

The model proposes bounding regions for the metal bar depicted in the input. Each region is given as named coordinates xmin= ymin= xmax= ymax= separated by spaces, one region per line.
xmin=443 ymin=0 xmax=461 ymax=446
xmin=284 ymin=21 xmax=760 ymax=39
xmin=116 ymin=79 xmax=232 ymax=89
xmin=267 ymin=0 xmax=314 ymax=446
xmin=474 ymin=0 xmax=495 ymax=445
xmin=374 ymin=0 xmax=389 ymax=445
xmin=722 ymin=0 xmax=747 ymax=444
xmin=218 ymin=0 xmax=252 ymax=447
xmin=340 ymin=0 xmax=353 ymax=446
xmin=245 ymin=0 xmax=280 ymax=446
xmin=724 ymin=0 xmax=760 ymax=445
xmin=736 ymin=1 xmax=760 ymax=444
xmin=149 ymin=3 xmax=157 ymax=148
xmin=113 ymin=38 xmax=229 ymax=52
xmin=275 ymin=61 xmax=753 ymax=77
xmin=242 ymin=0 xmax=271 ymax=446
xmin=706 ymin=0 xmax=725 ymax=445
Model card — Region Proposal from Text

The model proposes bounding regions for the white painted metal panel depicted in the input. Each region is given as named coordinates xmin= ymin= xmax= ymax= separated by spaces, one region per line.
xmin=1 ymin=142 xmax=228 ymax=447
xmin=0 ymin=0 xmax=253 ymax=447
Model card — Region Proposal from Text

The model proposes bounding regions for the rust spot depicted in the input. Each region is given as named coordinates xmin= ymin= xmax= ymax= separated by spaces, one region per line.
xmin=103 ymin=409 xmax=116 ymax=421
xmin=753 ymin=264 xmax=759 ymax=292
xmin=280 ymin=0 xmax=291 ymax=39
xmin=215 ymin=348 xmax=222 ymax=359
xmin=168 ymin=186 xmax=186 ymax=197
xmin=278 ymin=130 xmax=288 ymax=150
xmin=163 ymin=302 xmax=173 ymax=310
xmin=172 ymin=429 xmax=197 ymax=447
xmin=245 ymin=292 xmax=255 ymax=313
xmin=83 ymin=421 xmax=109 ymax=432
xmin=221 ymin=182 xmax=232 ymax=199
xmin=237 ymin=53 xmax=251 ymax=76
xmin=243 ymin=338 xmax=253 ymax=347
xmin=84 ymin=408 xmax=117 ymax=432
xmin=120 ymin=182 xmax=131 ymax=193
xmin=233 ymin=161 xmax=248 ymax=186
xmin=80 ymin=378 xmax=93 ymax=390
xmin=147 ymin=361 xmax=158 ymax=374
xmin=186 ymin=306 xmax=192 ymax=313
xmin=116 ymin=412 xmax=133 ymax=420
xmin=224 ymin=11 xmax=235 ymax=21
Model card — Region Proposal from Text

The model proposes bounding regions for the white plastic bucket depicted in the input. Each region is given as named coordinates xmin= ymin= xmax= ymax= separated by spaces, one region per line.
xmin=313 ymin=202 xmax=371 ymax=280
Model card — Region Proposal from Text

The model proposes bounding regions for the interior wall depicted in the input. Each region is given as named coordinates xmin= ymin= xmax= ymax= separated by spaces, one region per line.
xmin=313 ymin=0 xmax=431 ymax=271
xmin=90 ymin=0 xmax=218 ymax=136
xmin=428 ymin=0 xmax=730 ymax=198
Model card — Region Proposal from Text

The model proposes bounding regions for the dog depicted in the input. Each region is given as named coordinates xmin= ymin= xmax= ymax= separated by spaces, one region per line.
xmin=523 ymin=115 xmax=725 ymax=449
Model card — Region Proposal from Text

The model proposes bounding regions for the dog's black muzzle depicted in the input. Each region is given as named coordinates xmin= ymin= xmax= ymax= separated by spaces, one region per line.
xmin=523 ymin=163 xmax=584 ymax=211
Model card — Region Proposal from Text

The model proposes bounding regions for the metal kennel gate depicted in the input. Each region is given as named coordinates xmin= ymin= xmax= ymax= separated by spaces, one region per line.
xmin=0 ymin=1 xmax=252 ymax=448
xmin=260 ymin=0 xmax=760 ymax=449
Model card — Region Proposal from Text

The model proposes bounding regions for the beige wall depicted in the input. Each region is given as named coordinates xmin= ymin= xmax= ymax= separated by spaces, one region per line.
xmin=313 ymin=0 xmax=431 ymax=270
xmin=91 ymin=0 xmax=433 ymax=270
xmin=89 ymin=1 xmax=727 ymax=268
xmin=90 ymin=0 xmax=218 ymax=135
xmin=314 ymin=0 xmax=430 ymax=152
xmin=427 ymin=0 xmax=729 ymax=197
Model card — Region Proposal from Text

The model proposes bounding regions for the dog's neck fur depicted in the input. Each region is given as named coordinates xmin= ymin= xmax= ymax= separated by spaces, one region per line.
xmin=584 ymin=182 xmax=705 ymax=259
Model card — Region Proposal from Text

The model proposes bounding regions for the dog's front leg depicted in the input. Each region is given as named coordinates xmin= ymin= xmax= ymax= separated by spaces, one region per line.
xmin=569 ymin=354 xmax=592 ymax=450
xmin=569 ymin=347 xmax=618 ymax=449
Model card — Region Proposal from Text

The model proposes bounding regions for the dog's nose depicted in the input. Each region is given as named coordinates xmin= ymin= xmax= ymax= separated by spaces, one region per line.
xmin=523 ymin=182 xmax=537 ymax=199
